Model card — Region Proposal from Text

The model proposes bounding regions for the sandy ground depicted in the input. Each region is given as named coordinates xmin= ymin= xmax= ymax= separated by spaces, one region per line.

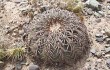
xmin=0 ymin=0 xmax=110 ymax=70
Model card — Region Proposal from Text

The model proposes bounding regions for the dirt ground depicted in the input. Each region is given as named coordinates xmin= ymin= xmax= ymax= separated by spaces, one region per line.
xmin=0 ymin=0 xmax=110 ymax=70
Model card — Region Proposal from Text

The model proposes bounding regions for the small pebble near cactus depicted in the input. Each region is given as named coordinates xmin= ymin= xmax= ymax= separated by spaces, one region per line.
xmin=26 ymin=8 xmax=90 ymax=66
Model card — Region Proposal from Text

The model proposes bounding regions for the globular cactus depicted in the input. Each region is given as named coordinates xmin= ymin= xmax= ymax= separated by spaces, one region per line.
xmin=26 ymin=8 xmax=90 ymax=66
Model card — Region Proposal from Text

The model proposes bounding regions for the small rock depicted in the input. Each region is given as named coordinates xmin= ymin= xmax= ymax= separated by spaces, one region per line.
xmin=90 ymin=48 xmax=96 ymax=54
xmin=19 ymin=29 xmax=24 ymax=35
xmin=100 ymin=47 xmax=105 ymax=52
xmin=94 ymin=12 xmax=102 ymax=18
xmin=107 ymin=15 xmax=110 ymax=18
xmin=85 ymin=0 xmax=101 ymax=10
xmin=101 ymin=30 xmax=106 ymax=35
xmin=90 ymin=48 xmax=103 ymax=58
xmin=107 ymin=6 xmax=110 ymax=10
xmin=98 ymin=11 xmax=104 ymax=16
xmin=107 ymin=10 xmax=110 ymax=15
xmin=21 ymin=62 xmax=26 ymax=65
xmin=105 ymin=44 xmax=110 ymax=48
xmin=29 ymin=64 xmax=39 ymax=70
xmin=34 ymin=11 xmax=38 ymax=15
xmin=25 ymin=62 xmax=29 ymax=66
xmin=12 ymin=32 xmax=17 ymax=36
xmin=95 ymin=18 xmax=101 ymax=23
xmin=15 ymin=64 xmax=22 ymax=70
xmin=13 ymin=0 xmax=22 ymax=3
xmin=96 ymin=33 xmax=103 ymax=37
xmin=105 ymin=30 xmax=110 ymax=37
xmin=104 ymin=54 xmax=110 ymax=58
xmin=107 ymin=0 xmax=110 ymax=3
xmin=13 ymin=0 xmax=27 ymax=3
xmin=96 ymin=52 xmax=102 ymax=58
xmin=106 ymin=59 xmax=110 ymax=69
xmin=105 ymin=47 xmax=110 ymax=53
xmin=86 ymin=8 xmax=93 ymax=15
xmin=95 ymin=33 xmax=104 ymax=42
xmin=96 ymin=59 xmax=102 ymax=63
xmin=0 ymin=61 xmax=4 ymax=67
xmin=106 ymin=38 xmax=110 ymax=44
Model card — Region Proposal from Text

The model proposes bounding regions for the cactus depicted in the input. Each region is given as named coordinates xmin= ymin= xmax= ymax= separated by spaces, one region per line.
xmin=26 ymin=8 xmax=90 ymax=66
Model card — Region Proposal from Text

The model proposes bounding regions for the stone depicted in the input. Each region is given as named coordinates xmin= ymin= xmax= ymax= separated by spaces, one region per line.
xmin=104 ymin=54 xmax=110 ymax=58
xmin=19 ymin=29 xmax=24 ymax=35
xmin=96 ymin=52 xmax=102 ymax=58
xmin=101 ymin=30 xmax=106 ymax=35
xmin=105 ymin=44 xmax=110 ymax=48
xmin=96 ymin=59 xmax=102 ymax=63
xmin=107 ymin=15 xmax=110 ymax=18
xmin=95 ymin=33 xmax=104 ymax=42
xmin=86 ymin=8 xmax=93 ymax=15
xmin=13 ymin=0 xmax=27 ymax=3
xmin=107 ymin=10 xmax=110 ymax=15
xmin=106 ymin=59 xmax=110 ymax=69
xmin=98 ymin=11 xmax=104 ymax=16
xmin=107 ymin=6 xmax=110 ymax=10
xmin=13 ymin=0 xmax=22 ymax=3
xmin=106 ymin=38 xmax=110 ymax=44
xmin=94 ymin=12 xmax=102 ymax=18
xmin=0 ymin=61 xmax=4 ymax=68
xmin=95 ymin=18 xmax=101 ymax=23
xmin=90 ymin=48 xmax=103 ymax=58
xmin=107 ymin=0 xmax=110 ymax=3
xmin=12 ymin=32 xmax=17 ymax=36
xmin=21 ymin=62 xmax=26 ymax=65
xmin=34 ymin=11 xmax=38 ymax=15
xmin=29 ymin=64 xmax=39 ymax=70
xmin=105 ymin=47 xmax=110 ymax=53
xmin=15 ymin=64 xmax=22 ymax=70
xmin=85 ymin=0 xmax=101 ymax=10
xmin=105 ymin=30 xmax=110 ymax=37
xmin=95 ymin=33 xmax=103 ymax=37
xmin=90 ymin=48 xmax=96 ymax=54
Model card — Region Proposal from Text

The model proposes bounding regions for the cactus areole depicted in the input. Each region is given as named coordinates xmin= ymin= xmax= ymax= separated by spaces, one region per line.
xmin=27 ymin=8 xmax=90 ymax=65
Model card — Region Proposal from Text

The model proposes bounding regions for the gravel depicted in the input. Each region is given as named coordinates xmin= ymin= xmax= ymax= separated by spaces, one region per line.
xmin=0 ymin=0 xmax=110 ymax=70
xmin=95 ymin=33 xmax=104 ymax=42
xmin=95 ymin=18 xmax=101 ymax=23
xmin=29 ymin=64 xmax=39 ymax=70
xmin=106 ymin=59 xmax=110 ymax=69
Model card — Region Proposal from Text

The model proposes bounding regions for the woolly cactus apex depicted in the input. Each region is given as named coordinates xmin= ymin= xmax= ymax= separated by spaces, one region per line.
xmin=26 ymin=8 xmax=90 ymax=66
